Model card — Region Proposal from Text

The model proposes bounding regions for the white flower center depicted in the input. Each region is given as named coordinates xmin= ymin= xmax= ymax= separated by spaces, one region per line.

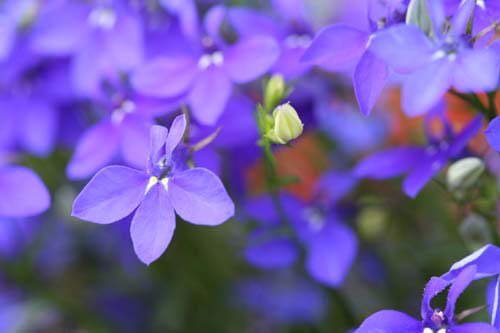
xmin=111 ymin=100 xmax=136 ymax=124
xmin=423 ymin=329 xmax=446 ymax=333
xmin=145 ymin=176 xmax=170 ymax=194
xmin=88 ymin=7 xmax=117 ymax=30
xmin=197 ymin=52 xmax=224 ymax=69
xmin=285 ymin=34 xmax=312 ymax=49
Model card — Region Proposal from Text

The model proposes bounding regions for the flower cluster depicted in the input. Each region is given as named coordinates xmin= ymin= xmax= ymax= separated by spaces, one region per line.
xmin=0 ymin=0 xmax=499 ymax=331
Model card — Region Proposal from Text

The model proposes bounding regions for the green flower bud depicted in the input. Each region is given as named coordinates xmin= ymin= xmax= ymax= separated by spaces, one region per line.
xmin=459 ymin=213 xmax=492 ymax=251
xmin=264 ymin=74 xmax=286 ymax=111
xmin=266 ymin=103 xmax=303 ymax=144
xmin=447 ymin=157 xmax=485 ymax=193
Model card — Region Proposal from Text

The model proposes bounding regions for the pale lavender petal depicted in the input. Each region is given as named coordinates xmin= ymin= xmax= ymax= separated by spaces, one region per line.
xmin=353 ymin=50 xmax=388 ymax=116
xmin=189 ymin=66 xmax=232 ymax=125
xmin=223 ymin=36 xmax=279 ymax=83
xmin=165 ymin=114 xmax=186 ymax=157
xmin=72 ymin=166 xmax=149 ymax=224
xmin=301 ymin=24 xmax=369 ymax=69
xmin=119 ymin=116 xmax=150 ymax=169
xmin=402 ymin=58 xmax=453 ymax=116
xmin=305 ymin=223 xmax=357 ymax=287
xmin=204 ymin=5 xmax=226 ymax=42
xmin=131 ymin=57 xmax=198 ymax=97
xmin=0 ymin=17 xmax=15 ymax=61
xmin=453 ymin=48 xmax=499 ymax=93
xmin=355 ymin=310 xmax=421 ymax=333
xmin=148 ymin=125 xmax=168 ymax=173
xmin=271 ymin=0 xmax=307 ymax=22
xmin=19 ymin=100 xmax=57 ymax=156
xmin=486 ymin=117 xmax=500 ymax=152
xmin=228 ymin=8 xmax=285 ymax=39
xmin=105 ymin=13 xmax=144 ymax=70
xmin=0 ymin=166 xmax=50 ymax=218
xmin=369 ymin=24 xmax=435 ymax=72
xmin=70 ymin=36 xmax=106 ymax=96
xmin=130 ymin=184 xmax=175 ymax=265
xmin=444 ymin=265 xmax=477 ymax=319
xmin=67 ymin=121 xmax=120 ymax=180
xmin=403 ymin=153 xmax=448 ymax=198
xmin=170 ymin=168 xmax=234 ymax=225
xmin=354 ymin=147 xmax=425 ymax=179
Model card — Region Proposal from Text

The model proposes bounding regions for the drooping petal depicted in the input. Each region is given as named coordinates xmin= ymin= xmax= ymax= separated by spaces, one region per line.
xmin=66 ymin=121 xmax=120 ymax=180
xmin=223 ymin=36 xmax=279 ymax=83
xmin=0 ymin=166 xmax=50 ymax=218
xmin=204 ymin=5 xmax=226 ymax=44
xmin=72 ymin=166 xmax=149 ymax=224
xmin=486 ymin=117 xmax=500 ymax=152
xmin=301 ymin=24 xmax=369 ymax=70
xmin=442 ymin=245 xmax=500 ymax=281
xmin=130 ymin=184 xmax=175 ymax=265
xmin=449 ymin=0 xmax=476 ymax=36
xmin=368 ymin=24 xmax=435 ymax=72
xmin=402 ymin=153 xmax=448 ymax=198
xmin=355 ymin=310 xmax=421 ymax=333
xmin=354 ymin=147 xmax=425 ymax=179
xmin=421 ymin=277 xmax=450 ymax=320
xmin=487 ymin=276 xmax=500 ymax=328
xmin=353 ymin=50 xmax=388 ymax=116
xmin=189 ymin=66 xmax=232 ymax=125
xmin=305 ymin=223 xmax=357 ymax=288
xmin=131 ymin=57 xmax=198 ymax=97
xmin=165 ymin=114 xmax=186 ymax=158
xmin=453 ymin=48 xmax=499 ymax=93
xmin=169 ymin=168 xmax=234 ymax=226
xmin=444 ymin=265 xmax=477 ymax=319
xmin=402 ymin=58 xmax=453 ymax=116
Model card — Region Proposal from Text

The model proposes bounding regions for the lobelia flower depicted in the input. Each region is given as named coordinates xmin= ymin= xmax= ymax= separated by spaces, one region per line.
xmin=369 ymin=0 xmax=500 ymax=116
xmin=31 ymin=0 xmax=144 ymax=97
xmin=71 ymin=114 xmax=235 ymax=265
xmin=66 ymin=83 xmax=181 ymax=179
xmin=0 ymin=165 xmax=50 ymax=218
xmin=354 ymin=113 xmax=483 ymax=197
xmin=355 ymin=265 xmax=498 ymax=333
xmin=301 ymin=0 xmax=409 ymax=115
xmin=244 ymin=172 xmax=358 ymax=288
xmin=440 ymin=244 xmax=500 ymax=329
xmin=132 ymin=5 xmax=279 ymax=126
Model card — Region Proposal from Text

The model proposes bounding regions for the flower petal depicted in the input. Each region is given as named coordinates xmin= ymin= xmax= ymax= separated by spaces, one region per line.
xmin=189 ymin=66 xmax=232 ymax=125
xmin=119 ymin=116 xmax=150 ymax=169
xmin=165 ymin=114 xmax=187 ymax=157
xmin=131 ymin=57 xmax=198 ymax=97
xmin=170 ymin=168 xmax=234 ymax=225
xmin=305 ymin=223 xmax=357 ymax=287
xmin=72 ymin=166 xmax=148 ymax=224
xmin=354 ymin=147 xmax=425 ymax=179
xmin=450 ymin=323 xmax=499 ymax=333
xmin=301 ymin=24 xmax=369 ymax=70
xmin=402 ymin=58 xmax=453 ymax=116
xmin=453 ymin=48 xmax=500 ymax=93
xmin=355 ymin=310 xmax=421 ymax=333
xmin=0 ymin=166 xmax=50 ymax=218
xmin=353 ymin=50 xmax=388 ymax=116
xmin=130 ymin=184 xmax=175 ymax=265
xmin=485 ymin=117 xmax=500 ymax=152
xmin=66 ymin=121 xmax=120 ymax=180
xmin=403 ymin=153 xmax=447 ymax=198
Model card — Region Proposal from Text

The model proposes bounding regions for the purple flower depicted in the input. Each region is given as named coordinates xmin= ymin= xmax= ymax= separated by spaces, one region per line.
xmin=355 ymin=265 xmax=497 ymax=333
xmin=71 ymin=114 xmax=235 ymax=265
xmin=369 ymin=0 xmax=500 ymax=116
xmin=485 ymin=117 xmax=500 ymax=153
xmin=301 ymin=0 xmax=408 ymax=115
xmin=31 ymin=1 xmax=144 ymax=97
xmin=355 ymin=114 xmax=483 ymax=197
xmin=0 ymin=165 xmax=50 ymax=218
xmin=132 ymin=5 xmax=279 ymax=126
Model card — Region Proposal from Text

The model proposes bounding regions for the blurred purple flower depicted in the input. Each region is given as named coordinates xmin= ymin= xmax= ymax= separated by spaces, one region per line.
xmin=132 ymin=5 xmax=279 ymax=125
xmin=72 ymin=114 xmax=235 ymax=265
xmin=355 ymin=265 xmax=497 ymax=333
xmin=369 ymin=0 xmax=500 ymax=116
xmin=355 ymin=114 xmax=483 ymax=197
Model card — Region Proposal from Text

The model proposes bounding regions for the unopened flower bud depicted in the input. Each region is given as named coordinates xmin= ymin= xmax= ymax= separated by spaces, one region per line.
xmin=460 ymin=213 xmax=492 ymax=251
xmin=447 ymin=157 xmax=485 ymax=192
xmin=264 ymin=74 xmax=286 ymax=111
xmin=266 ymin=103 xmax=303 ymax=144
